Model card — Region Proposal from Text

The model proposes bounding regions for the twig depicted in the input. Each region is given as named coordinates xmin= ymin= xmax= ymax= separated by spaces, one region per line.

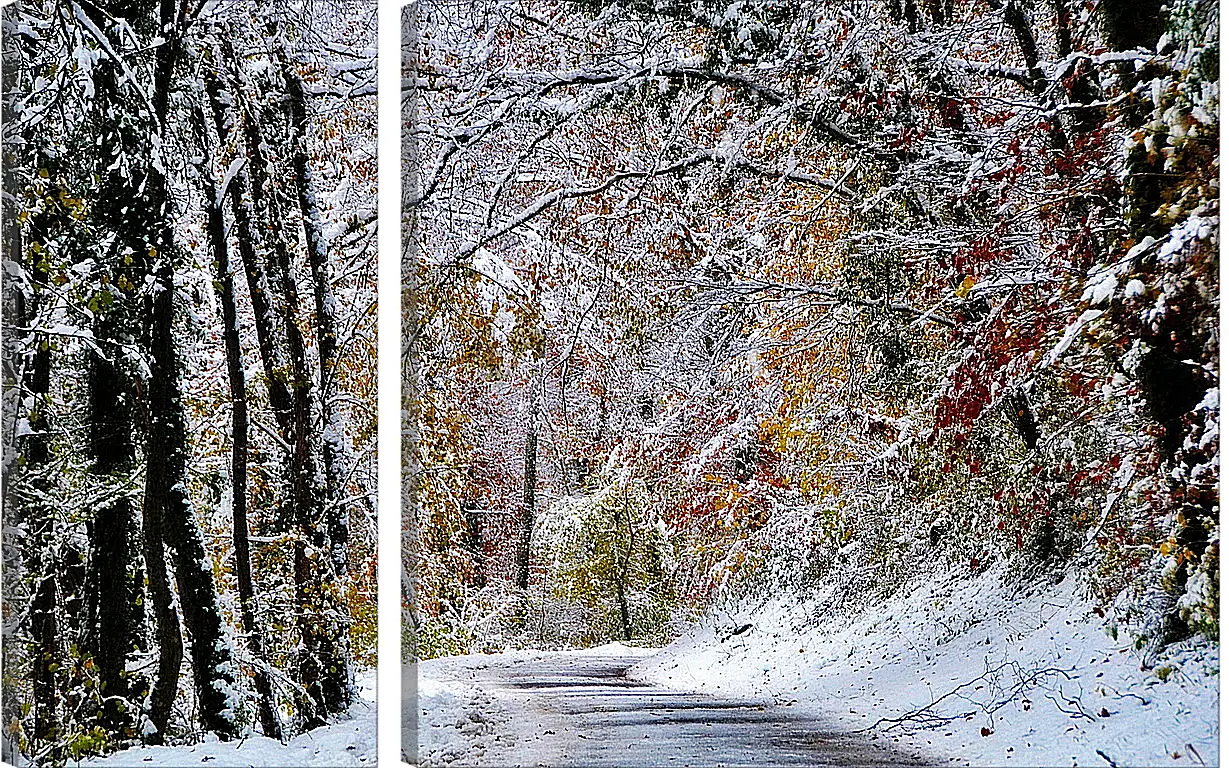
xmin=1046 ymin=685 xmax=1097 ymax=721
xmin=858 ymin=661 xmax=1072 ymax=732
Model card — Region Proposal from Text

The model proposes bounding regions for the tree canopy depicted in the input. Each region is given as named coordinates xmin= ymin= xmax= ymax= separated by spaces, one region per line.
xmin=405 ymin=0 xmax=1218 ymax=656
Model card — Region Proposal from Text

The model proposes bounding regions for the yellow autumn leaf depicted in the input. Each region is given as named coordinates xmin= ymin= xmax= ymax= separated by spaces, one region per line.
xmin=955 ymin=275 xmax=976 ymax=298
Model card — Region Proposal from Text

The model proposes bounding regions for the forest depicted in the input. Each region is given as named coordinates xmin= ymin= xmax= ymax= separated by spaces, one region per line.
xmin=2 ymin=0 xmax=376 ymax=765
xmin=405 ymin=0 xmax=1218 ymax=667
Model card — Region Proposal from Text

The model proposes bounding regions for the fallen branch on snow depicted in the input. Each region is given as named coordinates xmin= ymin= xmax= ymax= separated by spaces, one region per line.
xmin=855 ymin=660 xmax=1074 ymax=733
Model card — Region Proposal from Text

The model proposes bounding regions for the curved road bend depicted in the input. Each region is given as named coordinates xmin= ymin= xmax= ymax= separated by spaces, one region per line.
xmin=418 ymin=650 xmax=933 ymax=768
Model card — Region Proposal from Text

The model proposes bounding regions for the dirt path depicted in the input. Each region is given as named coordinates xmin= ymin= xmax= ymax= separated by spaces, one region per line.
xmin=413 ymin=648 xmax=933 ymax=767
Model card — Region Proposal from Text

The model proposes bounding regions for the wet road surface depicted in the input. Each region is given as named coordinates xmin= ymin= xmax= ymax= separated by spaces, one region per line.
xmin=424 ymin=651 xmax=933 ymax=767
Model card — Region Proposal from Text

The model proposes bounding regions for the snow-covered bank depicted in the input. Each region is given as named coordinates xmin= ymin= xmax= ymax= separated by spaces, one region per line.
xmin=79 ymin=671 xmax=377 ymax=767
xmin=631 ymin=568 xmax=1218 ymax=767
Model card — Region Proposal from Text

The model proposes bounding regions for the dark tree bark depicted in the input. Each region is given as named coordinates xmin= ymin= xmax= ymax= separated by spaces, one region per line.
xmin=72 ymin=0 xmax=201 ymax=742
xmin=4 ymin=137 xmax=59 ymax=753
xmin=1048 ymin=0 xmax=1103 ymax=134
xmin=86 ymin=494 xmax=137 ymax=729
xmin=85 ymin=366 xmax=139 ymax=731
xmin=613 ymin=496 xmax=633 ymax=642
xmin=191 ymin=100 xmax=283 ymax=741
xmin=1100 ymin=0 xmax=1168 ymax=51
xmin=139 ymin=481 xmax=182 ymax=743
xmin=145 ymin=51 xmax=243 ymax=752
xmin=514 ymin=391 xmax=538 ymax=593
xmin=463 ymin=499 xmax=487 ymax=589
xmin=1006 ymin=389 xmax=1041 ymax=450
xmin=1004 ymin=0 xmax=1068 ymax=150
xmin=204 ymin=58 xmax=345 ymax=726
xmin=144 ymin=270 xmax=242 ymax=738
xmin=282 ymin=61 xmax=361 ymax=587
xmin=224 ymin=46 xmax=350 ymax=727
xmin=81 ymin=47 xmax=143 ymax=735
xmin=259 ymin=124 xmax=347 ymax=729
xmin=203 ymin=51 xmax=296 ymax=438
xmin=29 ymin=564 xmax=60 ymax=750
xmin=103 ymin=0 xmax=243 ymax=740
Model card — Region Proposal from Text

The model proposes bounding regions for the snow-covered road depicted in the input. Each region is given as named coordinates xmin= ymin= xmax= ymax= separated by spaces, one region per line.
xmin=414 ymin=646 xmax=932 ymax=767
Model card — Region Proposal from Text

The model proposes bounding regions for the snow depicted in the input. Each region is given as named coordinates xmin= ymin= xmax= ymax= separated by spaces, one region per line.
xmin=1082 ymin=270 xmax=1119 ymax=306
xmin=416 ymin=643 xmax=657 ymax=766
xmin=1195 ymin=387 xmax=1218 ymax=413
xmin=565 ymin=641 xmax=657 ymax=657
xmin=1157 ymin=214 xmax=1218 ymax=263
xmin=216 ymin=157 xmax=248 ymax=209
xmin=416 ymin=674 xmax=512 ymax=766
xmin=631 ymin=567 xmax=1218 ymax=767
xmin=1040 ymin=309 xmax=1104 ymax=368
xmin=80 ymin=671 xmax=376 ymax=767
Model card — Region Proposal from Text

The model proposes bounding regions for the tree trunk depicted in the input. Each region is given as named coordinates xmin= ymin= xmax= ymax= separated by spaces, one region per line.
xmin=463 ymin=501 xmax=486 ymax=590
xmin=138 ymin=1 xmax=240 ymax=740
xmin=144 ymin=250 xmax=242 ymax=739
xmin=206 ymin=58 xmax=349 ymax=726
xmin=84 ymin=290 xmax=139 ymax=737
xmin=1100 ymin=0 xmax=1167 ymax=51
xmin=1048 ymin=0 xmax=1103 ymax=134
xmin=139 ymin=488 xmax=182 ymax=744
xmin=5 ymin=150 xmax=60 ymax=753
xmin=1003 ymin=1 xmax=1068 ymax=150
xmin=192 ymin=101 xmax=283 ymax=741
xmin=30 ymin=567 xmax=59 ymax=749
xmin=514 ymin=390 xmax=538 ymax=593
xmin=138 ymin=168 xmax=242 ymax=736
xmin=80 ymin=43 xmax=142 ymax=702
xmin=613 ymin=493 xmax=633 ymax=642
xmin=274 ymin=41 xmax=363 ymax=718
xmin=86 ymin=491 xmax=137 ymax=731
xmin=282 ymin=62 xmax=362 ymax=583
xmin=1006 ymin=389 xmax=1040 ymax=450
xmin=228 ymin=47 xmax=350 ymax=727
xmin=202 ymin=60 xmax=296 ymax=437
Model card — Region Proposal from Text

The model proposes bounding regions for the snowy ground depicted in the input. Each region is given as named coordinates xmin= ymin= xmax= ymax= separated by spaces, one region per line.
xmin=415 ymin=666 xmax=516 ymax=766
xmin=415 ymin=570 xmax=1217 ymax=767
xmin=79 ymin=671 xmax=376 ymax=767
xmin=633 ymin=566 xmax=1219 ymax=767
